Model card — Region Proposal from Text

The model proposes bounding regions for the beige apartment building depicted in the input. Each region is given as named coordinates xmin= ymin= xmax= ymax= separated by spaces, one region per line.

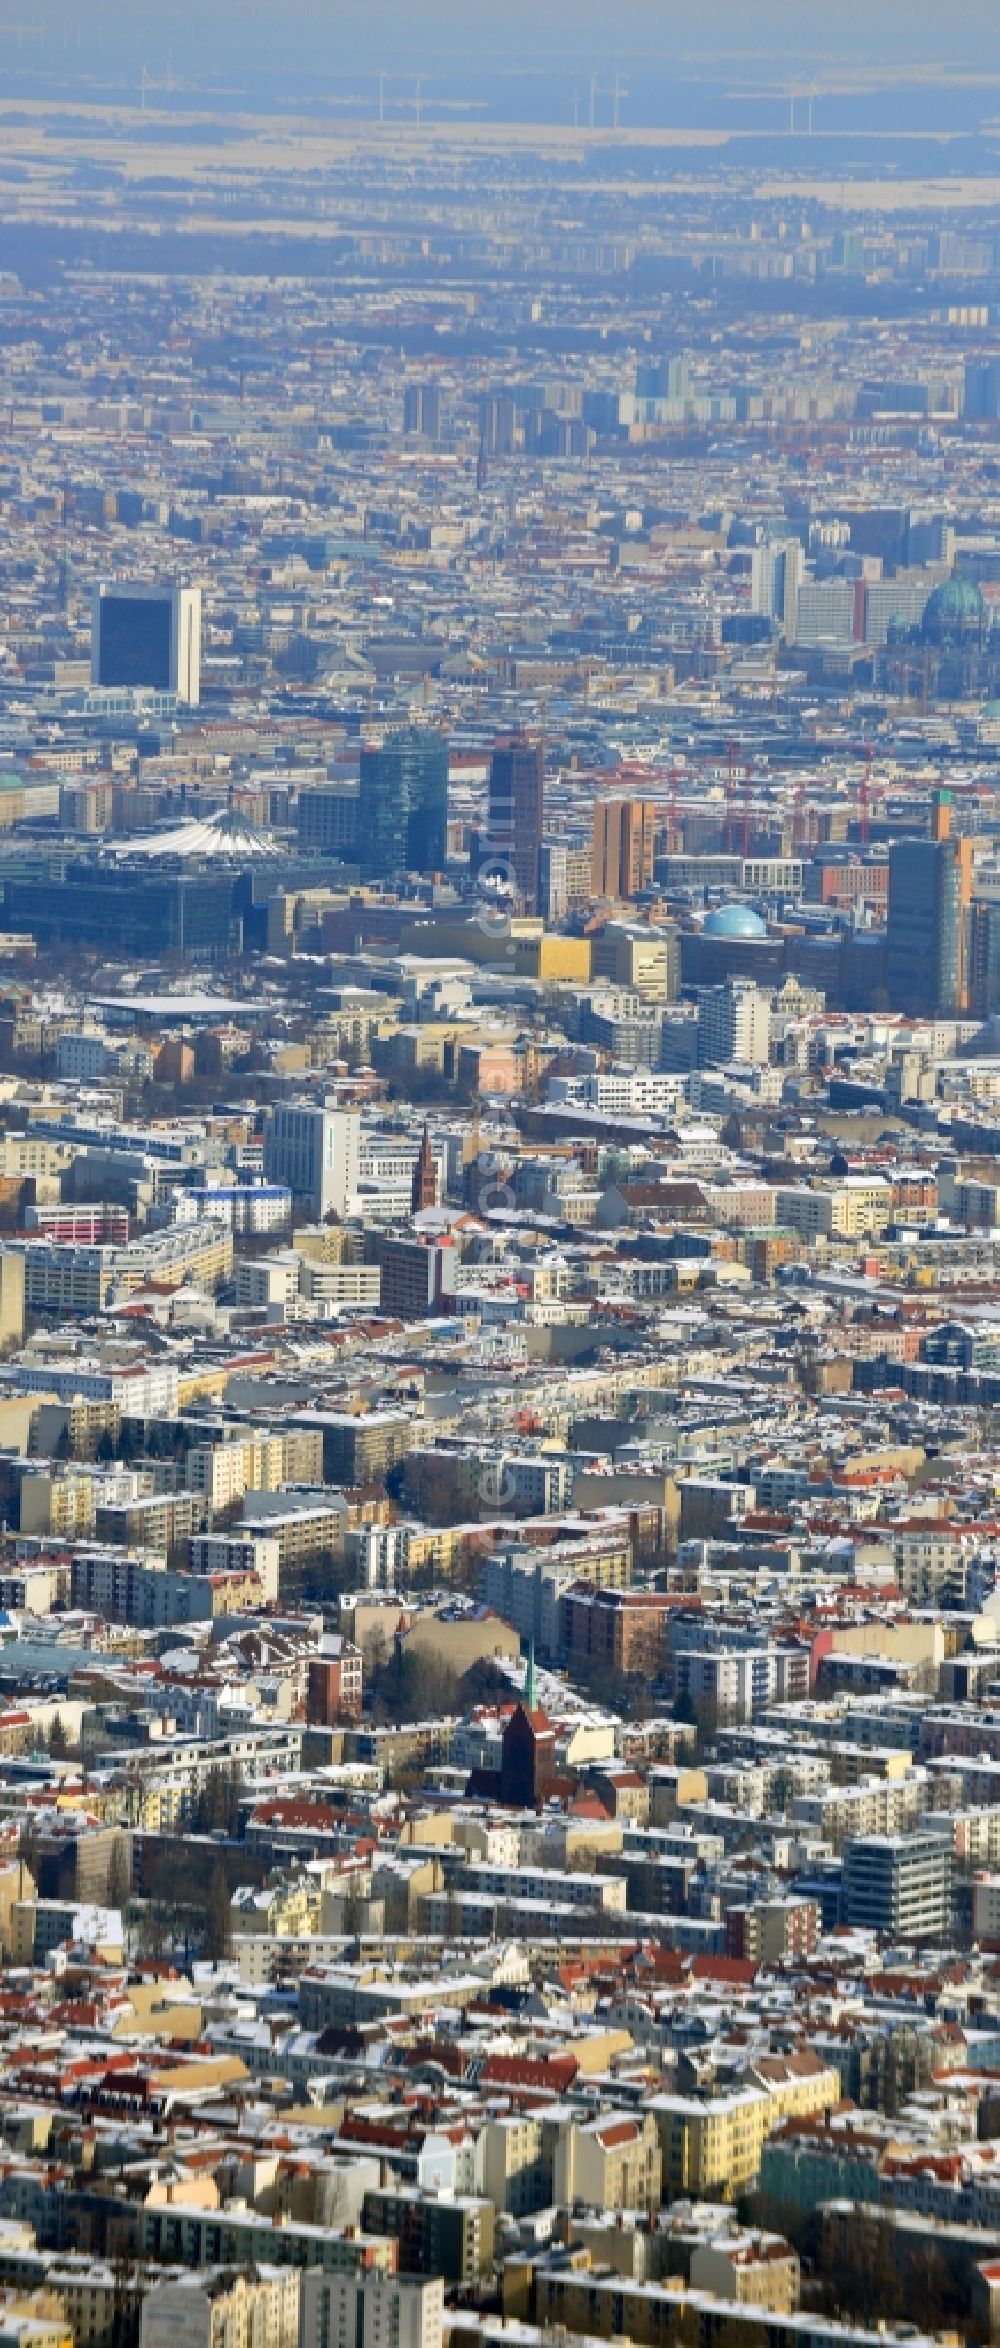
xmin=775 ymin=1177 xmax=893 ymax=1241
xmin=140 ymin=2268 xmax=301 ymax=2348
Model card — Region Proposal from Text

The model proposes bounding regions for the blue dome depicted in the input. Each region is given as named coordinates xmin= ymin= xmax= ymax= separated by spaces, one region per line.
xmin=703 ymin=904 xmax=768 ymax=940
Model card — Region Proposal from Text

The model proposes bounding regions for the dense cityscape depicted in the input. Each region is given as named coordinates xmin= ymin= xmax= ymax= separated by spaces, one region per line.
xmin=0 ymin=13 xmax=1000 ymax=2348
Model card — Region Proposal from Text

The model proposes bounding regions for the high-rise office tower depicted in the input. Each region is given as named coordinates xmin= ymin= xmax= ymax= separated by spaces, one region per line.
xmin=91 ymin=583 xmax=201 ymax=704
xmin=486 ymin=733 xmax=544 ymax=913
xmin=478 ymin=393 xmax=517 ymax=456
xmin=358 ymin=729 xmax=449 ymax=880
xmin=403 ymin=384 xmax=442 ymax=440
xmin=591 ymin=798 xmax=657 ymax=901
xmin=969 ymin=896 xmax=1000 ymax=1018
xmin=697 ymin=980 xmax=772 ymax=1069
xmin=886 ymin=791 xmax=973 ymax=1016
xmin=635 ymin=354 xmax=689 ymax=403
xmin=750 ymin=539 xmax=804 ymax=642
xmin=965 ymin=358 xmax=1000 ymax=423
xmin=262 ymin=1105 xmax=360 ymax=1221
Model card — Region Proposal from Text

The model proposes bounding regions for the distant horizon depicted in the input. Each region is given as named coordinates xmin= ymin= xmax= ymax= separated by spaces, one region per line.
xmin=8 ymin=0 xmax=1000 ymax=84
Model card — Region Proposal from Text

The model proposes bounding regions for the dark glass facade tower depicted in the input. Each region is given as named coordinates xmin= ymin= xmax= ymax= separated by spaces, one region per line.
xmin=969 ymin=898 xmax=1000 ymax=1018
xmin=96 ymin=596 xmax=172 ymax=687
xmin=358 ymin=730 xmax=449 ymax=880
xmin=886 ymin=823 xmax=971 ymax=1016
xmin=486 ymin=732 xmax=544 ymax=914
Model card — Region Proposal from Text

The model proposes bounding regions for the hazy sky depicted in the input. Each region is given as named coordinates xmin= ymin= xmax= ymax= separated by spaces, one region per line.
xmin=14 ymin=0 xmax=1000 ymax=83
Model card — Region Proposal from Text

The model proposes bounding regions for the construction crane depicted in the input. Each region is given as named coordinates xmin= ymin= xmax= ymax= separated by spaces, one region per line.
xmin=664 ymin=764 xmax=684 ymax=857
xmin=858 ymin=741 xmax=874 ymax=847
xmin=536 ymin=688 xmax=551 ymax=766
xmin=725 ymin=738 xmax=738 ymax=856
xmin=791 ymin=773 xmax=808 ymax=853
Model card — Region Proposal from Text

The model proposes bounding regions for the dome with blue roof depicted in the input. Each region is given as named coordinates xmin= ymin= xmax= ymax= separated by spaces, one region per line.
xmin=703 ymin=904 xmax=768 ymax=939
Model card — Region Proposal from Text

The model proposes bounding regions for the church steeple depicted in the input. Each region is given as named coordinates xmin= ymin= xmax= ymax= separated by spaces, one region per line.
xmin=411 ymin=1124 xmax=438 ymax=1213
xmin=525 ymin=1638 xmax=537 ymax=1712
